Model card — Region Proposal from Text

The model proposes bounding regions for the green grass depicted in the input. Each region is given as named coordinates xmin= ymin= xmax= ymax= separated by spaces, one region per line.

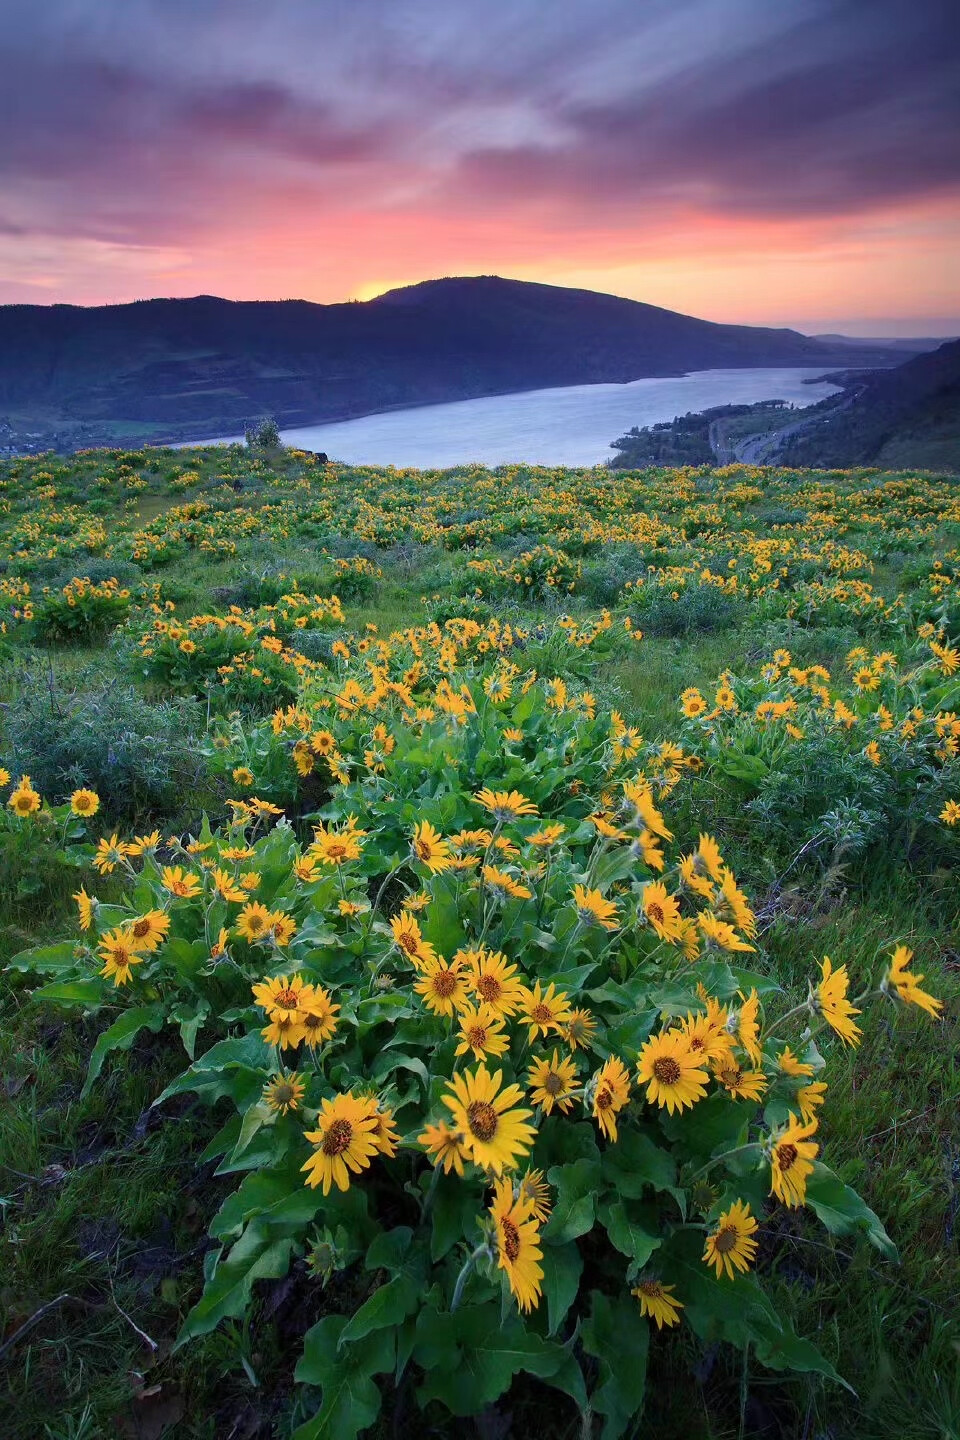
xmin=1 ymin=448 xmax=958 ymax=1438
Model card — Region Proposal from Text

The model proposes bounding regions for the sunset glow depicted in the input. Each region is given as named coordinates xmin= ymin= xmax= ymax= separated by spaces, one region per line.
xmin=3 ymin=0 xmax=958 ymax=332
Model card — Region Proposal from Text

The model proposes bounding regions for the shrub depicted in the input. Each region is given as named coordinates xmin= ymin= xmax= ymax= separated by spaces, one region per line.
xmin=10 ymin=624 xmax=942 ymax=1438
xmin=0 ymin=663 xmax=205 ymax=821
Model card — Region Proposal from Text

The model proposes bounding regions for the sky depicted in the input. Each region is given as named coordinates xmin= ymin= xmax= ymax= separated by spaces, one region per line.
xmin=2 ymin=0 xmax=959 ymax=334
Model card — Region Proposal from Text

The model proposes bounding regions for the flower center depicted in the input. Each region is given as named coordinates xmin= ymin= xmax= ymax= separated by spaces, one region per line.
xmin=276 ymin=987 xmax=300 ymax=1009
xmin=531 ymin=1003 xmax=552 ymax=1024
xmin=273 ymin=1083 xmax=295 ymax=1106
xmin=433 ymin=971 xmax=457 ymax=997
xmin=777 ymin=1142 xmax=798 ymax=1172
xmin=714 ymin=1224 xmax=738 ymax=1254
xmin=653 ymin=1057 xmax=681 ymax=1085
xmin=500 ymin=1217 xmax=521 ymax=1262
xmin=247 ymin=914 xmax=266 ymax=934
xmin=414 ymin=840 xmax=430 ymax=859
xmin=398 ymin=931 xmax=418 ymax=954
xmin=648 ymin=902 xmax=665 ymax=925
xmin=595 ymin=1085 xmax=612 ymax=1110
xmin=322 ymin=1119 xmax=353 ymax=1156
xmin=544 ymin=1072 xmax=564 ymax=1096
xmin=638 ymin=1280 xmax=663 ymax=1299
xmin=467 ymin=1025 xmax=487 ymax=1047
xmin=466 ymin=1100 xmax=498 ymax=1142
xmin=477 ymin=975 xmax=502 ymax=1002
xmin=132 ymin=918 xmax=151 ymax=938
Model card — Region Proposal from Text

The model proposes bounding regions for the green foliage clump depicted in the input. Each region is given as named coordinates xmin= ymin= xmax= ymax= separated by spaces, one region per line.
xmin=0 ymin=664 xmax=204 ymax=821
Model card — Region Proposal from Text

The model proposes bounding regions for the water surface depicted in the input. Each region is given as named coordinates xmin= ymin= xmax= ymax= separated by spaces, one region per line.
xmin=195 ymin=367 xmax=842 ymax=467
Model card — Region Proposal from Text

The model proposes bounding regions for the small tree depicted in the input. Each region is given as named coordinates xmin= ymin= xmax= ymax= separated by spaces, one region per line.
xmin=244 ymin=416 xmax=282 ymax=450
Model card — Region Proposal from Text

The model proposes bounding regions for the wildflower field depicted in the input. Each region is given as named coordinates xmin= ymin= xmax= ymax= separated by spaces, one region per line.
xmin=0 ymin=446 xmax=958 ymax=1440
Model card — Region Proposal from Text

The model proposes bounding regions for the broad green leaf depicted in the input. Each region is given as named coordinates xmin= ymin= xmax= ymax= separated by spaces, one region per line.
xmin=581 ymin=1289 xmax=649 ymax=1438
xmin=540 ymin=1241 xmax=582 ymax=1336
xmin=599 ymin=1199 xmax=661 ymax=1268
xmin=34 ymin=978 xmax=104 ymax=1006
xmin=805 ymin=1164 xmax=898 ymax=1261
xmin=6 ymin=941 xmax=79 ymax=975
xmin=339 ymin=1239 xmax=428 ymax=1346
xmin=414 ymin=1304 xmax=586 ymax=1415
xmin=600 ymin=1129 xmax=676 ymax=1199
xmin=175 ymin=1219 xmax=296 ymax=1346
xmin=81 ymin=1002 xmax=166 ymax=1098
xmin=294 ymin=1315 xmax=394 ymax=1440
xmin=543 ymin=1158 xmax=602 ymax=1243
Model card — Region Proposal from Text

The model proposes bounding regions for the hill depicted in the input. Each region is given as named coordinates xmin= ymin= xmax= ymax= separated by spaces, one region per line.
xmin=774 ymin=339 xmax=960 ymax=470
xmin=0 ymin=276 xmax=913 ymax=450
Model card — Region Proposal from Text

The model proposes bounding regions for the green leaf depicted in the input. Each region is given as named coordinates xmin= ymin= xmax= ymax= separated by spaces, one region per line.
xmin=600 ymin=1130 xmax=676 ymax=1199
xmin=543 ymin=1158 xmax=602 ymax=1243
xmin=540 ymin=1241 xmax=582 ymax=1336
xmin=174 ymin=1218 xmax=296 ymax=1346
xmin=6 ymin=940 xmax=79 ymax=975
xmin=34 ymin=978 xmax=105 ymax=1006
xmin=581 ymin=1289 xmax=649 ymax=1438
xmin=294 ymin=1315 xmax=394 ymax=1440
xmin=805 ymin=1163 xmax=898 ymax=1261
xmin=599 ymin=1199 xmax=661 ymax=1268
xmin=429 ymin=1175 xmax=478 ymax=1261
xmin=81 ymin=1003 xmax=166 ymax=1099
xmin=339 ymin=1240 xmax=428 ymax=1347
xmin=414 ymin=1304 xmax=586 ymax=1414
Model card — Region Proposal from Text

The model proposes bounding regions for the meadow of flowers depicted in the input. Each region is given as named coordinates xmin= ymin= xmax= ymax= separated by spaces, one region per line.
xmin=0 ymin=446 xmax=957 ymax=1440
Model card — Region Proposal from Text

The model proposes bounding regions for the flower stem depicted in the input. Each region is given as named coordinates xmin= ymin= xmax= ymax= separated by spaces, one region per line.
xmin=450 ymin=1243 xmax=489 ymax=1312
xmin=688 ymin=1142 xmax=762 ymax=1187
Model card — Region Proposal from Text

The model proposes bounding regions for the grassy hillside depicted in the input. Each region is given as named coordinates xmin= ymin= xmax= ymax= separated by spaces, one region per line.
xmin=0 ymin=278 xmax=910 ymax=450
xmin=777 ymin=340 xmax=960 ymax=470
xmin=0 ymin=447 xmax=958 ymax=1440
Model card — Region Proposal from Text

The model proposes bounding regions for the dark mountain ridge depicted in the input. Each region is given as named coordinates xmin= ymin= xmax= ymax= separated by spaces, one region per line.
xmin=0 ymin=276 xmax=917 ymax=449
xmin=775 ymin=339 xmax=960 ymax=470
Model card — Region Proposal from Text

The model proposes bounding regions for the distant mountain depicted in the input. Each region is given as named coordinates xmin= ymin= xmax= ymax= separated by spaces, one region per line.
xmin=811 ymin=334 xmax=955 ymax=352
xmin=775 ymin=340 xmax=960 ymax=470
xmin=0 ymin=277 xmax=913 ymax=450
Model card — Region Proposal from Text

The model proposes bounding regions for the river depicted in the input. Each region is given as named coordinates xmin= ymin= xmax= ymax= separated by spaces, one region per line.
xmin=190 ymin=367 xmax=843 ymax=468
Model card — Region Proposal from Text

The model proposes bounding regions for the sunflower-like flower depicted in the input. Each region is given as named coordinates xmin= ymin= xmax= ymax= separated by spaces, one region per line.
xmin=442 ymin=1065 xmax=536 ymax=1175
xmin=572 ymin=884 xmax=619 ymax=932
xmin=311 ymin=827 xmax=363 ymax=866
xmin=527 ymin=1050 xmax=579 ymax=1114
xmin=796 ymin=1079 xmax=828 ymax=1123
xmin=489 ymin=1178 xmax=544 ymax=1313
xmin=127 ymin=910 xmax=170 ymax=952
xmin=637 ymin=1032 xmax=709 ymax=1115
xmin=212 ymin=866 xmax=246 ymax=902
xmin=97 ymin=928 xmax=145 ymax=986
xmin=713 ymin=1060 xmax=767 ymax=1102
xmin=591 ymin=1055 xmax=631 ymax=1141
xmin=299 ymin=983 xmax=340 ymax=1048
xmin=475 ymin=788 xmax=538 ymax=822
xmin=518 ymin=981 xmax=573 ymax=1042
xmin=73 ymin=887 xmax=95 ymax=931
xmin=732 ymin=989 xmax=762 ymax=1065
xmin=162 ymin=865 xmax=202 ymax=899
xmin=8 ymin=776 xmax=41 ymax=817
xmin=455 ymin=1002 xmax=510 ymax=1061
xmin=462 ymin=948 xmax=525 ymax=1019
xmin=262 ymin=1072 xmax=306 ymax=1115
xmin=482 ymin=865 xmax=533 ymax=902
xmin=632 ymin=1279 xmax=684 ymax=1329
xmin=675 ymin=1010 xmax=733 ymax=1066
xmin=768 ymin=1115 xmax=819 ymax=1208
xmin=390 ymin=910 xmax=438 ymax=967
xmin=641 ymin=880 xmax=684 ymax=943
xmin=69 ymin=788 xmax=100 ymax=817
xmin=94 ymin=833 xmax=133 ymax=874
xmin=370 ymin=1102 xmax=400 ymax=1157
xmin=703 ymin=1199 xmax=759 ymax=1279
xmin=418 ymin=1120 xmax=469 ymax=1176
xmin=302 ymin=1092 xmax=380 ymax=1194
xmin=236 ymin=901 xmax=275 ymax=943
xmin=517 ymin=1168 xmax=552 ymax=1222
xmin=697 ymin=911 xmax=754 ymax=953
xmin=563 ymin=1007 xmax=598 ymax=1051
xmin=884 ymin=945 xmax=943 ymax=1019
xmin=529 ymin=823 xmax=565 ymax=848
xmin=252 ymin=972 xmax=308 ymax=1019
xmin=410 ymin=820 xmax=453 ymax=875
xmin=815 ymin=957 xmax=862 ymax=1047
xmin=414 ymin=955 xmax=471 ymax=1016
